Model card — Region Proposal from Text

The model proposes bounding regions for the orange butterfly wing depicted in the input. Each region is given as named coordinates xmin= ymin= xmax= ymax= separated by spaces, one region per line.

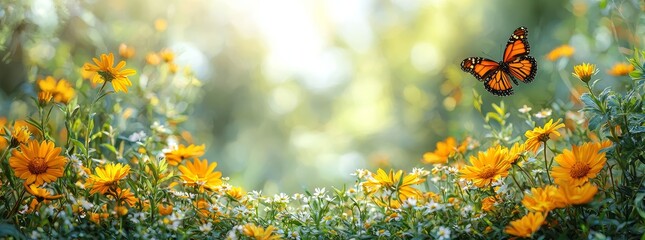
xmin=460 ymin=57 xmax=499 ymax=82
xmin=461 ymin=26 xmax=537 ymax=96
xmin=508 ymin=55 xmax=537 ymax=83
xmin=484 ymin=69 xmax=514 ymax=96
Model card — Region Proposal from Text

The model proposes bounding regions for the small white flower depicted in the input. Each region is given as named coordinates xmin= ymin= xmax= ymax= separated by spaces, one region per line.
xmin=519 ymin=104 xmax=532 ymax=114
xmin=351 ymin=169 xmax=370 ymax=179
xmin=412 ymin=167 xmax=430 ymax=177
xmin=128 ymin=131 xmax=147 ymax=143
xmin=534 ymin=108 xmax=552 ymax=119
xmin=376 ymin=229 xmax=391 ymax=237
xmin=199 ymin=222 xmax=213 ymax=232
xmin=437 ymin=226 xmax=451 ymax=240
xmin=461 ymin=205 xmax=473 ymax=217
xmin=313 ymin=188 xmax=326 ymax=198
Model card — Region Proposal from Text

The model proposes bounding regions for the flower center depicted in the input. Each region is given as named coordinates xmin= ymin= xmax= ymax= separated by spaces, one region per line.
xmin=99 ymin=71 xmax=115 ymax=82
xmin=569 ymin=162 xmax=591 ymax=179
xmin=538 ymin=133 xmax=551 ymax=142
xmin=28 ymin=157 xmax=48 ymax=174
xmin=478 ymin=166 xmax=497 ymax=179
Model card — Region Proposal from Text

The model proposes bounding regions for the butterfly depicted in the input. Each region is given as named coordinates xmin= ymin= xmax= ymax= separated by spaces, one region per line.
xmin=461 ymin=26 xmax=537 ymax=96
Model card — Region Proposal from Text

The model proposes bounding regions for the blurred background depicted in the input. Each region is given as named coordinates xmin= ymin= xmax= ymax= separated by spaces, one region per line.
xmin=0 ymin=0 xmax=640 ymax=194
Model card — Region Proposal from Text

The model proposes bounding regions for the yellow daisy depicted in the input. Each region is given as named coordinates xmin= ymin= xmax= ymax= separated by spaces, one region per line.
xmin=507 ymin=142 xmax=527 ymax=165
xmin=572 ymin=63 xmax=598 ymax=83
xmin=87 ymin=163 xmax=131 ymax=195
xmin=551 ymin=141 xmax=607 ymax=186
xmin=524 ymin=119 xmax=565 ymax=153
xmin=226 ymin=186 xmax=245 ymax=201
xmin=504 ymin=212 xmax=546 ymax=238
xmin=9 ymin=140 xmax=67 ymax=186
xmin=422 ymin=137 xmax=467 ymax=164
xmin=242 ymin=223 xmax=281 ymax=240
xmin=178 ymin=158 xmax=223 ymax=192
xmin=460 ymin=145 xmax=512 ymax=188
xmin=361 ymin=168 xmax=425 ymax=200
xmin=84 ymin=53 xmax=136 ymax=93
xmin=165 ymin=144 xmax=206 ymax=166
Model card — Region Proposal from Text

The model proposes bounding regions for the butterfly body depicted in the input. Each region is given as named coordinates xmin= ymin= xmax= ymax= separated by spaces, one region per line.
xmin=461 ymin=26 xmax=537 ymax=96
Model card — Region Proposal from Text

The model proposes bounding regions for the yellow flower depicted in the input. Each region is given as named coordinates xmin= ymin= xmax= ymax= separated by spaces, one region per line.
xmin=227 ymin=186 xmax=245 ymax=201
xmin=422 ymin=137 xmax=467 ymax=164
xmin=84 ymin=53 xmax=136 ymax=93
xmin=361 ymin=168 xmax=425 ymax=200
xmin=551 ymin=141 xmax=607 ymax=186
xmin=116 ymin=206 xmax=128 ymax=216
xmin=146 ymin=53 xmax=161 ymax=65
xmin=53 ymin=79 xmax=75 ymax=104
xmin=118 ymin=43 xmax=136 ymax=59
xmin=521 ymin=185 xmax=566 ymax=212
xmin=607 ymin=62 xmax=634 ymax=76
xmin=546 ymin=45 xmax=574 ymax=61
xmin=557 ymin=182 xmax=597 ymax=205
xmin=38 ymin=91 xmax=53 ymax=106
xmin=87 ymin=163 xmax=131 ymax=195
xmin=9 ymin=140 xmax=67 ymax=186
xmin=507 ymin=142 xmax=527 ymax=165
xmin=178 ymin=158 xmax=223 ymax=192
xmin=242 ymin=223 xmax=281 ymax=240
xmin=25 ymin=184 xmax=63 ymax=202
xmin=460 ymin=145 xmax=511 ymax=188
xmin=154 ymin=18 xmax=168 ymax=32
xmin=572 ymin=63 xmax=598 ymax=83
xmin=113 ymin=188 xmax=138 ymax=207
xmin=158 ymin=203 xmax=173 ymax=216
xmin=0 ymin=117 xmax=8 ymax=150
xmin=524 ymin=119 xmax=565 ymax=153
xmin=159 ymin=49 xmax=174 ymax=63
xmin=165 ymin=144 xmax=205 ymax=166
xmin=11 ymin=124 xmax=32 ymax=146
xmin=504 ymin=212 xmax=546 ymax=238
xmin=36 ymin=76 xmax=75 ymax=104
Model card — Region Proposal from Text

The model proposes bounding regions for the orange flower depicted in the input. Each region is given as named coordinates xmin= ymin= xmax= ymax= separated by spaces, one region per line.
xmin=460 ymin=145 xmax=511 ymax=188
xmin=505 ymin=212 xmax=546 ymax=238
xmin=118 ymin=43 xmax=136 ymax=59
xmin=524 ymin=119 xmax=565 ymax=153
xmin=25 ymin=184 xmax=63 ymax=202
xmin=242 ymin=223 xmax=281 ymax=240
xmin=607 ymin=62 xmax=634 ymax=76
xmin=557 ymin=182 xmax=597 ymax=205
xmin=158 ymin=203 xmax=173 ymax=216
xmin=422 ymin=137 xmax=467 ymax=164
xmin=178 ymin=158 xmax=223 ymax=192
xmin=521 ymin=185 xmax=566 ymax=212
xmin=551 ymin=141 xmax=608 ymax=186
xmin=9 ymin=140 xmax=67 ymax=186
xmin=546 ymin=45 xmax=574 ymax=61
xmin=165 ymin=144 xmax=205 ymax=166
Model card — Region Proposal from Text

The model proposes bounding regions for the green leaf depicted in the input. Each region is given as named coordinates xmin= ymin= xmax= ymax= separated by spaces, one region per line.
xmin=70 ymin=139 xmax=87 ymax=155
xmin=580 ymin=93 xmax=599 ymax=110
xmin=599 ymin=0 xmax=607 ymax=8
xmin=100 ymin=143 xmax=118 ymax=155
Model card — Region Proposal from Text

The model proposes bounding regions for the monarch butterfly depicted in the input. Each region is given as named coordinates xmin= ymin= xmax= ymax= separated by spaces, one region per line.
xmin=461 ymin=26 xmax=537 ymax=96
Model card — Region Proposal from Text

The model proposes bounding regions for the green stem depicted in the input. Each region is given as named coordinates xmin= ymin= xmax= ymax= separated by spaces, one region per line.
xmin=5 ymin=187 xmax=26 ymax=219
xmin=84 ymin=81 xmax=108 ymax=159
xmin=543 ymin=142 xmax=552 ymax=184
